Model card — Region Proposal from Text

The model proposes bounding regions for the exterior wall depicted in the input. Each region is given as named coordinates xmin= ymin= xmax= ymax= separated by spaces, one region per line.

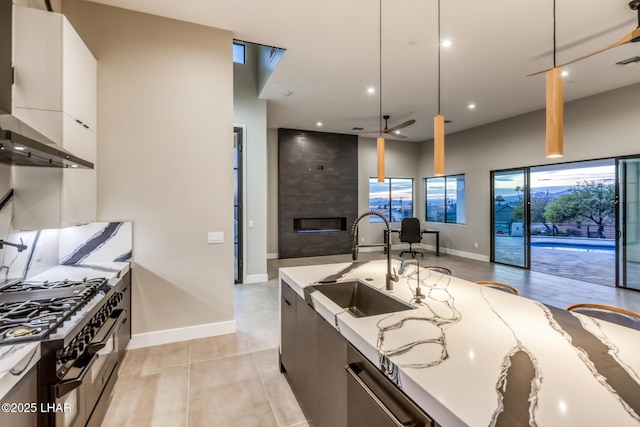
xmin=63 ymin=0 xmax=235 ymax=345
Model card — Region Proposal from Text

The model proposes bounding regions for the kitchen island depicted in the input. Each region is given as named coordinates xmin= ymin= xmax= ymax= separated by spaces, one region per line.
xmin=279 ymin=259 xmax=640 ymax=427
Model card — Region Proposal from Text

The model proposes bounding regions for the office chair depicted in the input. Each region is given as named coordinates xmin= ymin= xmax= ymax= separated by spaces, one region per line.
xmin=475 ymin=281 xmax=519 ymax=295
xmin=566 ymin=303 xmax=640 ymax=331
xmin=399 ymin=218 xmax=423 ymax=258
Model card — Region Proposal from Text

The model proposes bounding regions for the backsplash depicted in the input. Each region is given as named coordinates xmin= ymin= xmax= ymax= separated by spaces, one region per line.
xmin=0 ymin=220 xmax=132 ymax=281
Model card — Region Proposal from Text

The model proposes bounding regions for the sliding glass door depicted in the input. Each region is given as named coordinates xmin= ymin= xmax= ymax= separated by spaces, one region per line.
xmin=617 ymin=157 xmax=640 ymax=290
xmin=491 ymin=169 xmax=529 ymax=268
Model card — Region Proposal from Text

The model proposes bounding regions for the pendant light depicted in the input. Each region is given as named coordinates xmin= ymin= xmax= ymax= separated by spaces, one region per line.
xmin=546 ymin=0 xmax=563 ymax=158
xmin=434 ymin=0 xmax=445 ymax=176
xmin=377 ymin=0 xmax=385 ymax=182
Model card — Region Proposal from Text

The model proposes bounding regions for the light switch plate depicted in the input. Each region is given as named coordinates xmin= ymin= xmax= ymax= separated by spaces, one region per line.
xmin=208 ymin=231 xmax=224 ymax=244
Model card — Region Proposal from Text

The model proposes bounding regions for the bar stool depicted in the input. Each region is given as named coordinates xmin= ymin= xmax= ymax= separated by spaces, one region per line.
xmin=475 ymin=281 xmax=519 ymax=295
xmin=566 ymin=303 xmax=640 ymax=331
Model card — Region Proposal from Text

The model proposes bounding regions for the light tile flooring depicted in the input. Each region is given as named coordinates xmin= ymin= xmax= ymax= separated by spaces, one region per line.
xmin=100 ymin=251 xmax=640 ymax=426
xmin=100 ymin=277 xmax=308 ymax=427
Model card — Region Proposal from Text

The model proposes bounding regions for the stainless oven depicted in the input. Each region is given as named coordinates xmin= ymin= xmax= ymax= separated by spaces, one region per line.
xmin=40 ymin=271 xmax=131 ymax=427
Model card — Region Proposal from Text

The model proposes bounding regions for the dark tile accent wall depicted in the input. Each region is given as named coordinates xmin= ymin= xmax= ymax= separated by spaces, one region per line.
xmin=278 ymin=129 xmax=358 ymax=258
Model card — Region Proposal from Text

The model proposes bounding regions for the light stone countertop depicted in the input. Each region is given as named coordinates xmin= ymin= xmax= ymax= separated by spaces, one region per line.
xmin=279 ymin=259 xmax=640 ymax=427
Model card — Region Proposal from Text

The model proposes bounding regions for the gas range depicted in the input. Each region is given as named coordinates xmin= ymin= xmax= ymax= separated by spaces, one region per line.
xmin=0 ymin=272 xmax=131 ymax=427
xmin=0 ymin=278 xmax=109 ymax=344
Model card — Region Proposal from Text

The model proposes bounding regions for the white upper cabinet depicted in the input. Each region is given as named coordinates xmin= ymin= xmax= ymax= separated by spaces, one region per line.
xmin=61 ymin=18 xmax=97 ymax=132
xmin=11 ymin=6 xmax=97 ymax=230
xmin=12 ymin=6 xmax=97 ymax=142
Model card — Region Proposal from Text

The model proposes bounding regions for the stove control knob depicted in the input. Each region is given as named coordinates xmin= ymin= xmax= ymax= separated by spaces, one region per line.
xmin=69 ymin=347 xmax=79 ymax=359
xmin=77 ymin=341 xmax=85 ymax=352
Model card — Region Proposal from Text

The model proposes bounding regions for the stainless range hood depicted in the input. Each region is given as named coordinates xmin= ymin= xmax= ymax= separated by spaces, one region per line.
xmin=0 ymin=0 xmax=93 ymax=169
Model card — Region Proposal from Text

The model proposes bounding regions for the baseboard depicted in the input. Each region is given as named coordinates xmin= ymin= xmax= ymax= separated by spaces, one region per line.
xmin=128 ymin=320 xmax=236 ymax=350
xmin=244 ymin=273 xmax=269 ymax=283
xmin=418 ymin=243 xmax=490 ymax=262
xmin=267 ymin=252 xmax=279 ymax=259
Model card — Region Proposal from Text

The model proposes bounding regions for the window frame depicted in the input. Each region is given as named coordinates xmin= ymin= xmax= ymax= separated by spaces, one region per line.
xmin=233 ymin=42 xmax=246 ymax=64
xmin=368 ymin=177 xmax=414 ymax=223
xmin=425 ymin=174 xmax=466 ymax=224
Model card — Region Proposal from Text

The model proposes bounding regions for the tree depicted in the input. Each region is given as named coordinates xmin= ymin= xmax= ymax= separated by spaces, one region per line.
xmin=515 ymin=185 xmax=523 ymax=201
xmin=544 ymin=181 xmax=615 ymax=237
xmin=495 ymin=195 xmax=505 ymax=205
xmin=531 ymin=191 xmax=552 ymax=231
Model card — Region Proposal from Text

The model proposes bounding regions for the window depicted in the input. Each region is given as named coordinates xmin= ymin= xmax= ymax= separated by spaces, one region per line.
xmin=368 ymin=178 xmax=413 ymax=223
xmin=425 ymin=175 xmax=466 ymax=224
xmin=233 ymin=42 xmax=246 ymax=64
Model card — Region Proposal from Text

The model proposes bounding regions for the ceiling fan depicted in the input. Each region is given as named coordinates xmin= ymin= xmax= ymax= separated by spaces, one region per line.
xmin=528 ymin=0 xmax=640 ymax=76
xmin=360 ymin=115 xmax=416 ymax=139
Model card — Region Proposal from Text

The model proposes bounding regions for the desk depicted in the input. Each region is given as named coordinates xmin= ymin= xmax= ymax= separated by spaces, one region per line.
xmin=383 ymin=228 xmax=439 ymax=256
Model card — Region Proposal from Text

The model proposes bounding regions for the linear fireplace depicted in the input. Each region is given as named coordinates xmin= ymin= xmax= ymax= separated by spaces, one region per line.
xmin=294 ymin=217 xmax=347 ymax=233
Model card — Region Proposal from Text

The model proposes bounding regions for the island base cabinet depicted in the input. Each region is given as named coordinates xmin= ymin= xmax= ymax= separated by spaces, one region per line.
xmin=346 ymin=344 xmax=435 ymax=427
xmin=316 ymin=310 xmax=347 ymax=427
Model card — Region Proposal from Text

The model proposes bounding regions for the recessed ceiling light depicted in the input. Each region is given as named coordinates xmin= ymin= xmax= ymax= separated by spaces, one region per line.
xmin=394 ymin=130 xmax=401 ymax=134
xmin=70 ymin=164 xmax=78 ymax=168
xmin=14 ymin=146 xmax=25 ymax=151
xmin=468 ymin=103 xmax=476 ymax=110
xmin=561 ymin=70 xmax=569 ymax=77
xmin=316 ymin=122 xmax=323 ymax=127
xmin=367 ymin=87 xmax=375 ymax=94
xmin=282 ymin=91 xmax=292 ymax=96
xmin=441 ymin=39 xmax=452 ymax=48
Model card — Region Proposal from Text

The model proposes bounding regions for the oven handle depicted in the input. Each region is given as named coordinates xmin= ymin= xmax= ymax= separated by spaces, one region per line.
xmin=86 ymin=309 xmax=128 ymax=354
xmin=55 ymin=353 xmax=98 ymax=398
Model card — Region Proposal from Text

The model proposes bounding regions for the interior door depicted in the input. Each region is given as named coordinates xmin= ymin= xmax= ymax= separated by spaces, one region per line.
xmin=491 ymin=168 xmax=530 ymax=268
xmin=617 ymin=157 xmax=640 ymax=290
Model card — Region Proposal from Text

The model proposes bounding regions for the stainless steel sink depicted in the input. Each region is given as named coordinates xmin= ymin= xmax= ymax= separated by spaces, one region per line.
xmin=310 ymin=280 xmax=415 ymax=318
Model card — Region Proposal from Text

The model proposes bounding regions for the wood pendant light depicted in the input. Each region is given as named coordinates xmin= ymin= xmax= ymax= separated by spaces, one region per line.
xmin=434 ymin=115 xmax=445 ymax=176
xmin=377 ymin=137 xmax=385 ymax=182
xmin=433 ymin=0 xmax=445 ymax=177
xmin=546 ymin=67 xmax=563 ymax=158
xmin=376 ymin=0 xmax=385 ymax=183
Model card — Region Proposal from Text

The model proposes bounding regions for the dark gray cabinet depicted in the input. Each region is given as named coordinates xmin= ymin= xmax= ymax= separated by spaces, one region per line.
xmin=282 ymin=279 xmax=339 ymax=425
xmin=280 ymin=279 xmax=436 ymax=427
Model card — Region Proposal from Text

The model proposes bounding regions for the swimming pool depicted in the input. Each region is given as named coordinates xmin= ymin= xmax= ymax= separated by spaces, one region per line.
xmin=531 ymin=242 xmax=615 ymax=253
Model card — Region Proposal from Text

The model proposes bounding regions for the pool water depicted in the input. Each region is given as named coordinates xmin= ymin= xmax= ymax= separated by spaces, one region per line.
xmin=531 ymin=242 xmax=614 ymax=253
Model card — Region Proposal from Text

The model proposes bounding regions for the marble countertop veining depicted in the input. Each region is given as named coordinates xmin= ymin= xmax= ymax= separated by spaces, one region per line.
xmin=279 ymin=259 xmax=640 ymax=427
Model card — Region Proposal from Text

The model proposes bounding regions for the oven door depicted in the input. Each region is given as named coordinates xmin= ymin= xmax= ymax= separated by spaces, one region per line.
xmin=52 ymin=354 xmax=95 ymax=427
xmin=84 ymin=309 xmax=127 ymax=427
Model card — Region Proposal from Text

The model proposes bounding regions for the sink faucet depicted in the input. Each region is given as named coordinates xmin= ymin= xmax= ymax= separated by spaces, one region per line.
xmin=351 ymin=211 xmax=398 ymax=290
xmin=399 ymin=259 xmax=424 ymax=303
xmin=0 ymin=239 xmax=27 ymax=252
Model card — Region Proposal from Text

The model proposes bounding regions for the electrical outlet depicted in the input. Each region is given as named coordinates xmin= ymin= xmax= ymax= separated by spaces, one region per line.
xmin=208 ymin=232 xmax=224 ymax=244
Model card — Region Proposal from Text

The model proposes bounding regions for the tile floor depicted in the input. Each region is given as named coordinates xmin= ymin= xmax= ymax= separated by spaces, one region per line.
xmin=100 ymin=251 xmax=640 ymax=426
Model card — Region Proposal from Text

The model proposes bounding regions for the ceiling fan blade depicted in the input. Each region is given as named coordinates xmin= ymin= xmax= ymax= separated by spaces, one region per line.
xmin=527 ymin=29 xmax=636 ymax=77
xmin=387 ymin=133 xmax=408 ymax=139
xmin=384 ymin=119 xmax=416 ymax=133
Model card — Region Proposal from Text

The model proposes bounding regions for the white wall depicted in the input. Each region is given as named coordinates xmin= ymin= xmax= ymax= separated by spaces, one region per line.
xmin=417 ymin=82 xmax=640 ymax=258
xmin=64 ymin=0 xmax=235 ymax=345
xmin=234 ymin=44 xmax=268 ymax=283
